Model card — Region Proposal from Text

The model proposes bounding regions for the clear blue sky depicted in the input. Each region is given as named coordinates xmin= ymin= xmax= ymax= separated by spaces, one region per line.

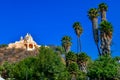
xmin=0 ymin=0 xmax=120 ymax=59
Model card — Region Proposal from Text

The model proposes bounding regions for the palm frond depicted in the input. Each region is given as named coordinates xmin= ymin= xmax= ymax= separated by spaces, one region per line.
xmin=88 ymin=8 xmax=99 ymax=20
xmin=98 ymin=3 xmax=108 ymax=11
xmin=99 ymin=20 xmax=113 ymax=36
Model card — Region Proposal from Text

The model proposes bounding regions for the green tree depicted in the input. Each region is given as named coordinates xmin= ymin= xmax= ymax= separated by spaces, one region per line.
xmin=73 ymin=22 xmax=83 ymax=53
xmin=54 ymin=46 xmax=65 ymax=55
xmin=98 ymin=3 xmax=108 ymax=21
xmin=11 ymin=57 xmax=37 ymax=80
xmin=88 ymin=8 xmax=101 ymax=56
xmin=3 ymin=47 xmax=70 ymax=80
xmin=36 ymin=47 xmax=69 ymax=80
xmin=1 ymin=62 xmax=13 ymax=79
xmin=68 ymin=62 xmax=86 ymax=80
xmin=88 ymin=55 xmax=120 ymax=80
xmin=67 ymin=62 xmax=79 ymax=80
xmin=54 ymin=46 xmax=66 ymax=65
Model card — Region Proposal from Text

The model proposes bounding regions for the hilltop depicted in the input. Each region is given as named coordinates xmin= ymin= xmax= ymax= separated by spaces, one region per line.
xmin=0 ymin=33 xmax=41 ymax=64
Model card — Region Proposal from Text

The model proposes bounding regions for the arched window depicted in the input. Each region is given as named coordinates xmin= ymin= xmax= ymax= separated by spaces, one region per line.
xmin=24 ymin=44 xmax=27 ymax=48
xmin=29 ymin=44 xmax=33 ymax=48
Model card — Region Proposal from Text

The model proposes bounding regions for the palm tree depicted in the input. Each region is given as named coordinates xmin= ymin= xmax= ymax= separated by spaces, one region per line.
xmin=73 ymin=22 xmax=83 ymax=53
xmin=61 ymin=36 xmax=72 ymax=53
xmin=98 ymin=3 xmax=108 ymax=21
xmin=66 ymin=51 xmax=77 ymax=66
xmin=77 ymin=52 xmax=90 ymax=73
xmin=88 ymin=8 xmax=101 ymax=56
xmin=99 ymin=20 xmax=113 ymax=55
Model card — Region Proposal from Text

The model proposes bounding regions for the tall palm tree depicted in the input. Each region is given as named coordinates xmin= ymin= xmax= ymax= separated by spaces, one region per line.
xmin=88 ymin=8 xmax=101 ymax=56
xmin=99 ymin=20 xmax=113 ymax=55
xmin=98 ymin=3 xmax=111 ymax=55
xmin=73 ymin=22 xmax=83 ymax=53
xmin=61 ymin=36 xmax=72 ymax=53
xmin=98 ymin=3 xmax=108 ymax=21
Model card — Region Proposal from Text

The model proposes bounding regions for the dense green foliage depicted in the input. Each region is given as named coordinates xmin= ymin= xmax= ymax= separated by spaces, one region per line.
xmin=88 ymin=55 xmax=120 ymax=80
xmin=66 ymin=51 xmax=77 ymax=65
xmin=99 ymin=20 xmax=113 ymax=36
xmin=35 ymin=47 xmax=69 ymax=80
xmin=0 ymin=47 xmax=71 ymax=80
xmin=1 ymin=52 xmax=119 ymax=80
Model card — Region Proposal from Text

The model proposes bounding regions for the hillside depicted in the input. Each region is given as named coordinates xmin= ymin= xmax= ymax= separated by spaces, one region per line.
xmin=0 ymin=47 xmax=39 ymax=64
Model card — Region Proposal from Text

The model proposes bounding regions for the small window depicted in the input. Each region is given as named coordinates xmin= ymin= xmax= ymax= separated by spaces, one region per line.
xmin=29 ymin=44 xmax=33 ymax=48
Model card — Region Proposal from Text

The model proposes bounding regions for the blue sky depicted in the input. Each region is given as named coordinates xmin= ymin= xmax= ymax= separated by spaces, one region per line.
xmin=0 ymin=0 xmax=120 ymax=59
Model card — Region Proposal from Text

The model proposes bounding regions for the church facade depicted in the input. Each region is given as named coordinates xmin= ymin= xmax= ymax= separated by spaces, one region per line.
xmin=8 ymin=33 xmax=40 ymax=51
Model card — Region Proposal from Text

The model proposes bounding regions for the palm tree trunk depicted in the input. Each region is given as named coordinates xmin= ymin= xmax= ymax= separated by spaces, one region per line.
xmin=100 ymin=32 xmax=105 ymax=55
xmin=76 ymin=37 xmax=79 ymax=67
xmin=106 ymin=36 xmax=111 ymax=54
xmin=92 ymin=18 xmax=101 ymax=55
xmin=100 ymin=32 xmax=112 ymax=55
xmin=78 ymin=37 xmax=82 ymax=53
xmin=97 ymin=43 xmax=101 ymax=56
xmin=100 ymin=10 xmax=111 ymax=55
xmin=77 ymin=37 xmax=79 ymax=54
xmin=81 ymin=63 xmax=87 ymax=73
xmin=71 ymin=74 xmax=76 ymax=80
xmin=92 ymin=18 xmax=98 ymax=44
xmin=101 ymin=10 xmax=107 ymax=21
xmin=102 ymin=34 xmax=111 ymax=55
